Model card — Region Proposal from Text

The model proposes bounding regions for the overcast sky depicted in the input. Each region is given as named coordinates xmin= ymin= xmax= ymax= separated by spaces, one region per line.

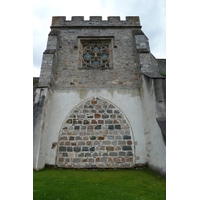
xmin=33 ymin=0 xmax=166 ymax=77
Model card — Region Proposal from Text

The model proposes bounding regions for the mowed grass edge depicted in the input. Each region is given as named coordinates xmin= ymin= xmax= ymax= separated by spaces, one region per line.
xmin=33 ymin=167 xmax=166 ymax=200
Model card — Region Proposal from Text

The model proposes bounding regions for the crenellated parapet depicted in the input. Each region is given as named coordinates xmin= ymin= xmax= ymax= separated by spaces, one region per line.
xmin=51 ymin=16 xmax=141 ymax=27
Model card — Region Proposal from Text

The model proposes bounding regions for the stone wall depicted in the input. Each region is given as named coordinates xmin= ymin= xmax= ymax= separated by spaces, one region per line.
xmin=49 ymin=28 xmax=140 ymax=89
xmin=57 ymin=96 xmax=134 ymax=168
xmin=34 ymin=16 xmax=166 ymax=174
xmin=39 ymin=88 xmax=146 ymax=169
xmin=38 ymin=16 xmax=142 ymax=90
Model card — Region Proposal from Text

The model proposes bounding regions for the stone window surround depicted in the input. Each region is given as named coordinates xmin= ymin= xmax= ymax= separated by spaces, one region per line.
xmin=77 ymin=36 xmax=114 ymax=70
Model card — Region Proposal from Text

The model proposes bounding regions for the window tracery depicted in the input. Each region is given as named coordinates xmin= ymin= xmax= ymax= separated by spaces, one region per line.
xmin=82 ymin=43 xmax=110 ymax=69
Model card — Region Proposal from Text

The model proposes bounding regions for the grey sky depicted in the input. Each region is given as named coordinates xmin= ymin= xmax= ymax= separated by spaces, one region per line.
xmin=33 ymin=0 xmax=166 ymax=76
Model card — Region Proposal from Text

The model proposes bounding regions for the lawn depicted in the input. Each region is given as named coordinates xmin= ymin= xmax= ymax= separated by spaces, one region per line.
xmin=33 ymin=167 xmax=166 ymax=200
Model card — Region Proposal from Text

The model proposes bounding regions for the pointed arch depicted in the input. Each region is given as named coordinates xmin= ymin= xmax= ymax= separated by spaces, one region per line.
xmin=56 ymin=96 xmax=135 ymax=168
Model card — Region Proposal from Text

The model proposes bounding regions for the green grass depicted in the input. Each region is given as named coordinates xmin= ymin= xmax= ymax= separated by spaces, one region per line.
xmin=33 ymin=167 xmax=166 ymax=200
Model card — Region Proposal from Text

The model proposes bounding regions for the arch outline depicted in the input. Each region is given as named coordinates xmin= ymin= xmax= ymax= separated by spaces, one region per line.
xmin=56 ymin=96 xmax=136 ymax=168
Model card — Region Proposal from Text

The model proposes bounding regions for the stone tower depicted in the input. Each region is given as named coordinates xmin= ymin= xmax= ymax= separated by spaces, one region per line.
xmin=33 ymin=16 xmax=166 ymax=175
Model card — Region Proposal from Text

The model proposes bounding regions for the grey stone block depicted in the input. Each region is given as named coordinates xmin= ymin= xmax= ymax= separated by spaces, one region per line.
xmin=108 ymin=135 xmax=114 ymax=140
xmin=102 ymin=114 xmax=109 ymax=118
xmin=78 ymin=153 xmax=84 ymax=157
xmin=123 ymin=135 xmax=131 ymax=140
xmin=122 ymin=146 xmax=132 ymax=151
xmin=95 ymin=125 xmax=101 ymax=130
xmin=119 ymin=152 xmax=126 ymax=156
xmin=74 ymin=147 xmax=81 ymax=152
xmin=127 ymin=152 xmax=133 ymax=156
xmin=110 ymin=152 xmax=118 ymax=156
xmin=82 ymin=147 xmax=89 ymax=151
xmin=108 ymin=125 xmax=114 ymax=130
xmin=90 ymin=147 xmax=95 ymax=151
xmin=115 ymin=125 xmax=121 ymax=129
xmin=67 ymin=147 xmax=73 ymax=152
xmin=59 ymin=147 xmax=66 ymax=152
xmin=90 ymin=136 xmax=96 ymax=140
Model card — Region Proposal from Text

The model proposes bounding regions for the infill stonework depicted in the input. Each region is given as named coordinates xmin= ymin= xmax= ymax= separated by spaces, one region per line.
xmin=57 ymin=96 xmax=134 ymax=168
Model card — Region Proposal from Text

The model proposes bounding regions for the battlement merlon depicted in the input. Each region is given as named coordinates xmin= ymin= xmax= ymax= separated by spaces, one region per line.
xmin=51 ymin=16 xmax=141 ymax=28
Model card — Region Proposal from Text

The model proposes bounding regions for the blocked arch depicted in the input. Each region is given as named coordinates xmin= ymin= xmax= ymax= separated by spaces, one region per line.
xmin=57 ymin=96 xmax=135 ymax=168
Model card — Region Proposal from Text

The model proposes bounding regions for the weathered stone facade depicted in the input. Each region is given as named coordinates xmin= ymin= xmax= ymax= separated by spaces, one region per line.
xmin=38 ymin=16 xmax=141 ymax=89
xmin=34 ymin=16 xmax=166 ymax=175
